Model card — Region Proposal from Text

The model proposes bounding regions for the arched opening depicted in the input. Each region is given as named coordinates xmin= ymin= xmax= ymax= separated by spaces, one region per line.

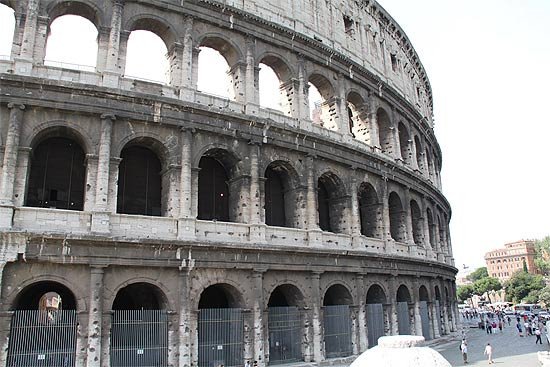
xmin=365 ymin=285 xmax=387 ymax=347
xmin=377 ymin=109 xmax=393 ymax=155
xmin=323 ymin=285 xmax=353 ymax=358
xmin=117 ymin=145 xmax=162 ymax=216
xmin=198 ymin=284 xmax=244 ymax=367
xmin=198 ymin=155 xmax=230 ymax=222
xmin=358 ymin=183 xmax=381 ymax=238
xmin=111 ymin=283 xmax=168 ymax=367
xmin=0 ymin=4 xmax=15 ymax=58
xmin=414 ymin=136 xmax=424 ymax=171
xmin=308 ymin=74 xmax=337 ymax=130
xmin=8 ymin=282 xmax=78 ymax=366
xmin=425 ymin=148 xmax=434 ymax=180
xmin=438 ymin=215 xmax=446 ymax=253
xmin=26 ymin=136 xmax=86 ymax=211
xmin=388 ymin=192 xmax=406 ymax=242
xmin=410 ymin=200 xmax=423 ymax=245
xmin=197 ymin=38 xmax=239 ymax=99
xmin=347 ymin=92 xmax=369 ymax=143
xmin=418 ymin=285 xmax=431 ymax=340
xmin=265 ymin=164 xmax=289 ymax=227
xmin=317 ymin=172 xmax=346 ymax=233
xmin=125 ymin=30 xmax=169 ymax=84
xmin=398 ymin=122 xmax=411 ymax=164
xmin=427 ymin=208 xmax=436 ymax=250
xmin=396 ymin=285 xmax=411 ymax=335
xmin=268 ymin=284 xmax=305 ymax=364
xmin=259 ymin=55 xmax=293 ymax=115
xmin=45 ymin=15 xmax=98 ymax=71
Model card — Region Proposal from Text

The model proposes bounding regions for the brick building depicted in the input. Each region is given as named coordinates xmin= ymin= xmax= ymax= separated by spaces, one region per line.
xmin=485 ymin=240 xmax=537 ymax=281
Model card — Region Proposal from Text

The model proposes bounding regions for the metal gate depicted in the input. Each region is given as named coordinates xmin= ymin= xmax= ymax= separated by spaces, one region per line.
xmin=198 ymin=308 xmax=244 ymax=367
xmin=268 ymin=306 xmax=302 ymax=365
xmin=366 ymin=303 xmax=384 ymax=348
xmin=323 ymin=305 xmax=352 ymax=358
xmin=419 ymin=301 xmax=431 ymax=340
xmin=397 ymin=302 xmax=410 ymax=335
xmin=110 ymin=310 xmax=168 ymax=367
xmin=7 ymin=309 xmax=77 ymax=367
xmin=435 ymin=300 xmax=442 ymax=334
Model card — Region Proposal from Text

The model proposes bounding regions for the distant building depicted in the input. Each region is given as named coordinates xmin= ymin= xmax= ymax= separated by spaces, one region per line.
xmin=485 ymin=240 xmax=537 ymax=281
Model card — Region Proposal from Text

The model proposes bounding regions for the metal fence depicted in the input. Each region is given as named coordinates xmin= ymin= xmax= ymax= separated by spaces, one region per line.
xmin=397 ymin=302 xmax=410 ymax=335
xmin=419 ymin=301 xmax=432 ymax=340
xmin=6 ymin=309 xmax=77 ymax=367
xmin=110 ymin=310 xmax=168 ymax=367
xmin=198 ymin=308 xmax=244 ymax=367
xmin=366 ymin=303 xmax=384 ymax=348
xmin=323 ymin=305 xmax=352 ymax=358
xmin=268 ymin=306 xmax=302 ymax=365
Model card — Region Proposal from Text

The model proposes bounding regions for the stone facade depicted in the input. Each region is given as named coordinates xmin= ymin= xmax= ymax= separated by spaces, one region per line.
xmin=485 ymin=240 xmax=537 ymax=281
xmin=0 ymin=1 xmax=457 ymax=367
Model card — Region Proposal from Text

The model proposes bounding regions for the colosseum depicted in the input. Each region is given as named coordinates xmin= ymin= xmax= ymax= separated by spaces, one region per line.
xmin=0 ymin=0 xmax=457 ymax=366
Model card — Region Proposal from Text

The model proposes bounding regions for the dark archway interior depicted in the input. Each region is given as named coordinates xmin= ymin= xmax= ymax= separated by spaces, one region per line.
xmin=26 ymin=137 xmax=85 ymax=210
xmin=265 ymin=166 xmax=287 ymax=227
xmin=268 ymin=284 xmax=303 ymax=307
xmin=198 ymin=156 xmax=229 ymax=221
xmin=389 ymin=192 xmax=404 ymax=242
xmin=366 ymin=285 xmax=386 ymax=304
xmin=410 ymin=200 xmax=423 ymax=245
xmin=198 ymin=284 xmax=242 ymax=309
xmin=16 ymin=281 xmax=77 ymax=310
xmin=323 ymin=284 xmax=352 ymax=306
xmin=359 ymin=183 xmax=379 ymax=238
xmin=396 ymin=285 xmax=411 ymax=303
xmin=117 ymin=146 xmax=162 ymax=216
xmin=317 ymin=179 xmax=331 ymax=232
xmin=419 ymin=286 xmax=430 ymax=302
xmin=435 ymin=286 xmax=441 ymax=301
xmin=112 ymin=283 xmax=163 ymax=310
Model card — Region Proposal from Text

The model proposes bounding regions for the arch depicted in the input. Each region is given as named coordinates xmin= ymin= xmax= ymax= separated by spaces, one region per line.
xmin=198 ymin=283 xmax=245 ymax=309
xmin=425 ymin=147 xmax=434 ymax=179
xmin=427 ymin=208 xmax=436 ymax=250
xmin=44 ymin=13 xmax=98 ymax=69
xmin=388 ymin=191 xmax=406 ymax=242
xmin=117 ymin=144 xmax=162 ymax=216
xmin=14 ymin=281 xmax=77 ymax=310
xmin=396 ymin=284 xmax=411 ymax=303
xmin=410 ymin=199 xmax=423 ymax=245
xmin=112 ymin=282 xmax=168 ymax=310
xmin=377 ymin=108 xmax=393 ymax=155
xmin=258 ymin=53 xmax=293 ymax=82
xmin=197 ymin=34 xmax=242 ymax=67
xmin=0 ymin=4 xmax=15 ymax=57
xmin=26 ymin=136 xmax=86 ymax=210
xmin=419 ymin=285 xmax=430 ymax=302
xmin=347 ymin=91 xmax=370 ymax=142
xmin=268 ymin=283 xmax=306 ymax=308
xmin=366 ymin=284 xmax=387 ymax=304
xmin=27 ymin=123 xmax=92 ymax=155
xmin=308 ymin=73 xmax=336 ymax=130
xmin=115 ymin=134 xmax=171 ymax=165
xmin=437 ymin=214 xmax=446 ymax=253
xmin=434 ymin=286 xmax=441 ymax=301
xmin=358 ymin=182 xmax=381 ymax=238
xmin=264 ymin=161 xmax=295 ymax=228
xmin=124 ymin=30 xmax=169 ymax=84
xmin=125 ymin=16 xmax=177 ymax=47
xmin=46 ymin=0 xmax=103 ymax=26
xmin=398 ymin=121 xmax=411 ymax=164
xmin=323 ymin=284 xmax=353 ymax=306
xmin=317 ymin=171 xmax=346 ymax=233
xmin=258 ymin=62 xmax=284 ymax=112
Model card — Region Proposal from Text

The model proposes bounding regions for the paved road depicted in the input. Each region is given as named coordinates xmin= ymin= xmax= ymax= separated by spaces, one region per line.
xmin=433 ymin=320 xmax=550 ymax=366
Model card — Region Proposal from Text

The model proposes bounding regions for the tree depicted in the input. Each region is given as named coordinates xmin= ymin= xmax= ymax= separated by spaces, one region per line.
xmin=535 ymin=236 xmax=550 ymax=275
xmin=538 ymin=285 xmax=550 ymax=307
xmin=467 ymin=267 xmax=488 ymax=283
xmin=504 ymin=271 xmax=545 ymax=304
xmin=457 ymin=284 xmax=474 ymax=302
xmin=472 ymin=277 xmax=501 ymax=303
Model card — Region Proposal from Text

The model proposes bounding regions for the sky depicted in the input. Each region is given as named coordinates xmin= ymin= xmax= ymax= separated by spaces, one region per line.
xmin=1 ymin=2 xmax=549 ymax=271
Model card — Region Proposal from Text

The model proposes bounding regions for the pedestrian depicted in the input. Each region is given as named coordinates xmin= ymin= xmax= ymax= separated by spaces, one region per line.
xmin=460 ymin=340 xmax=468 ymax=364
xmin=507 ymin=315 xmax=511 ymax=326
xmin=484 ymin=342 xmax=494 ymax=364
xmin=535 ymin=328 xmax=543 ymax=344
xmin=498 ymin=320 xmax=503 ymax=332
xmin=245 ymin=361 xmax=251 ymax=367
xmin=516 ymin=321 xmax=523 ymax=337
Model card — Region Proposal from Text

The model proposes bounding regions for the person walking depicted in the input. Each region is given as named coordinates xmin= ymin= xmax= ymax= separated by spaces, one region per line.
xmin=460 ymin=340 xmax=468 ymax=364
xmin=517 ymin=321 xmax=524 ymax=337
xmin=535 ymin=328 xmax=543 ymax=344
xmin=484 ymin=343 xmax=494 ymax=364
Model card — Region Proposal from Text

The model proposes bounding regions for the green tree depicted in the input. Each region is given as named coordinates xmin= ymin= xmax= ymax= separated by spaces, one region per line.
xmin=504 ymin=271 xmax=545 ymax=303
xmin=538 ymin=285 xmax=550 ymax=306
xmin=457 ymin=284 xmax=474 ymax=302
xmin=472 ymin=277 xmax=501 ymax=302
xmin=535 ymin=236 xmax=550 ymax=275
xmin=467 ymin=267 xmax=488 ymax=283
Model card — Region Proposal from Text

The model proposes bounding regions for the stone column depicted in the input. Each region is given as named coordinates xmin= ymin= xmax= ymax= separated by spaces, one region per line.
xmin=12 ymin=147 xmax=31 ymax=207
xmin=355 ymin=273 xmax=367 ymax=352
xmin=412 ymin=279 xmax=422 ymax=337
xmin=178 ymin=269 xmax=192 ymax=367
xmin=297 ymin=57 xmax=310 ymax=121
xmin=229 ymin=61 xmax=247 ymax=104
xmin=439 ymin=279 xmax=450 ymax=335
xmin=249 ymin=141 xmax=265 ymax=242
xmin=179 ymin=17 xmax=195 ymax=100
xmin=107 ymin=158 xmax=121 ymax=213
xmin=0 ymin=103 xmax=25 ymax=209
xmin=429 ymin=278 xmax=441 ymax=338
xmin=10 ymin=12 xmax=25 ymax=60
xmin=252 ymin=269 xmax=266 ymax=366
xmin=95 ymin=26 xmax=110 ymax=73
xmin=349 ymin=173 xmax=361 ymax=244
xmin=280 ymin=79 xmax=300 ymax=119
xmin=91 ymin=114 xmax=115 ymax=233
xmin=403 ymin=189 xmax=413 ymax=247
xmin=245 ymin=36 xmax=259 ymax=115
xmin=381 ymin=181 xmax=394 ymax=253
xmin=103 ymin=0 xmax=125 ymax=86
xmin=17 ymin=0 xmax=39 ymax=64
xmin=421 ymin=196 xmax=432 ymax=251
xmin=368 ymin=111 xmax=380 ymax=150
xmin=310 ymin=271 xmax=323 ymax=362
xmin=168 ymin=42 xmax=184 ymax=88
xmin=32 ymin=16 xmax=49 ymax=65
xmin=337 ymin=75 xmax=351 ymax=136
xmin=306 ymin=155 xmax=321 ymax=246
xmin=389 ymin=276 xmax=399 ymax=335
xmin=448 ymin=280 xmax=458 ymax=332
xmin=86 ymin=266 xmax=105 ymax=367
xmin=178 ymin=127 xmax=195 ymax=239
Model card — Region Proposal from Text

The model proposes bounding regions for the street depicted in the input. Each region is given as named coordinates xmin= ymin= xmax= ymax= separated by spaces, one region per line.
xmin=434 ymin=319 xmax=550 ymax=366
